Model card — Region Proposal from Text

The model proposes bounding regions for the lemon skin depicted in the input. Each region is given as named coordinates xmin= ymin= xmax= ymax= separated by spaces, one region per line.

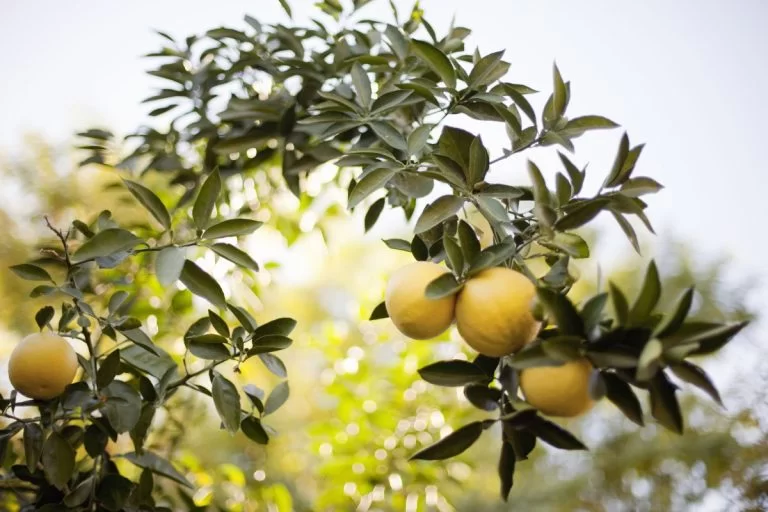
xmin=520 ymin=359 xmax=595 ymax=418
xmin=455 ymin=267 xmax=540 ymax=357
xmin=385 ymin=262 xmax=456 ymax=340
xmin=8 ymin=332 xmax=79 ymax=400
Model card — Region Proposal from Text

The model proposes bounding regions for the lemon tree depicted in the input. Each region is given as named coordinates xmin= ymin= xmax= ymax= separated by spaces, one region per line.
xmin=2 ymin=0 xmax=749 ymax=508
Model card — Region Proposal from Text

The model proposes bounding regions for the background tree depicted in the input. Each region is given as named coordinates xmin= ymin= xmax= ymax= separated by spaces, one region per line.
xmin=0 ymin=0 xmax=760 ymax=510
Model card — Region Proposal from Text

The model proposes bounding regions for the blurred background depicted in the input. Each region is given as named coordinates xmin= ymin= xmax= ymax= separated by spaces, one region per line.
xmin=1 ymin=0 xmax=766 ymax=510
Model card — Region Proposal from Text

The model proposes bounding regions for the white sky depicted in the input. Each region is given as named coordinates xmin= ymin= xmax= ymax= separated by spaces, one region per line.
xmin=1 ymin=0 xmax=766 ymax=313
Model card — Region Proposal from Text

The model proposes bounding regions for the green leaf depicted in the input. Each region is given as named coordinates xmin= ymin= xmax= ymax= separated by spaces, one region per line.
xmin=469 ymin=50 xmax=508 ymax=88
xmin=241 ymin=416 xmax=269 ymax=444
xmin=130 ymin=404 xmax=155 ymax=454
xmin=554 ymin=199 xmax=609 ymax=231
xmin=253 ymin=318 xmax=297 ymax=339
xmin=410 ymin=421 xmax=483 ymax=460
xmin=562 ymin=115 xmax=618 ymax=136
xmin=123 ymin=180 xmax=171 ymax=229
xmin=550 ymin=63 xmax=567 ymax=122
xmin=383 ymin=239 xmax=411 ymax=252
xmin=547 ymin=232 xmax=589 ymax=258
xmin=601 ymin=372 xmax=644 ymax=426
xmin=155 ymin=246 xmax=185 ymax=286
xmin=424 ymin=273 xmax=463 ymax=299
xmin=611 ymin=211 xmax=640 ymax=253
xmin=669 ymin=361 xmax=722 ymax=406
xmin=414 ymin=195 xmax=464 ymax=233
xmin=35 ymin=305 xmax=54 ymax=330
xmin=685 ymin=321 xmax=748 ymax=356
xmin=71 ymin=228 xmax=142 ymax=263
xmin=348 ymin=167 xmax=395 ymax=209
xmin=468 ymin=136 xmax=489 ymax=187
xmin=64 ymin=476 xmax=94 ymax=508
xmin=248 ymin=335 xmax=292 ymax=354
xmin=42 ymin=431 xmax=75 ymax=489
xmin=458 ymin=220 xmax=481 ymax=263
xmin=351 ymin=62 xmax=372 ymax=108
xmin=581 ymin=293 xmax=608 ymax=335
xmin=502 ymin=85 xmax=537 ymax=125
xmin=123 ymin=450 xmax=193 ymax=488
xmin=411 ymin=39 xmax=456 ymax=89
xmin=558 ymin=152 xmax=584 ymax=195
xmin=418 ymin=360 xmax=488 ymax=387
xmin=10 ymin=263 xmax=53 ymax=282
xmin=193 ymin=169 xmax=221 ymax=230
xmin=648 ymin=373 xmax=683 ymax=434
xmin=23 ymin=423 xmax=44 ymax=472
xmin=210 ymin=243 xmax=259 ymax=271
xmin=179 ymin=260 xmax=227 ymax=309
xmin=384 ymin=24 xmax=408 ymax=60
xmin=120 ymin=328 xmax=159 ymax=356
xmin=228 ymin=304 xmax=257 ymax=332
xmin=108 ymin=291 xmax=130 ymax=315
xmin=467 ymin=238 xmax=516 ymax=276
xmin=372 ymin=90 xmax=414 ymax=115
xmin=259 ymin=353 xmax=287 ymax=378
xmin=498 ymin=441 xmax=516 ymax=501
xmin=529 ymin=418 xmax=586 ymax=450
xmin=364 ymin=198 xmax=386 ymax=232
xmin=97 ymin=349 xmax=121 ymax=388
xmin=121 ymin=344 xmax=176 ymax=379
xmin=212 ymin=373 xmax=241 ymax=434
xmin=609 ymin=283 xmax=629 ymax=324
xmin=444 ymin=236 xmax=464 ymax=273
xmin=528 ymin=160 xmax=552 ymax=209
xmin=277 ymin=0 xmax=293 ymax=18
xmin=188 ymin=341 xmax=230 ymax=360
xmin=369 ymin=121 xmax=407 ymax=150
xmin=636 ymin=338 xmax=663 ymax=381
xmin=407 ymin=124 xmax=434 ymax=156
xmin=555 ymin=173 xmax=572 ymax=206
xmin=656 ymin=288 xmax=694 ymax=338
xmin=264 ymin=381 xmax=290 ymax=415
xmin=493 ymin=104 xmax=522 ymax=136
xmin=369 ymin=301 xmax=388 ymax=320
xmin=202 ymin=219 xmax=263 ymax=239
xmin=536 ymin=288 xmax=584 ymax=337
xmin=620 ymin=177 xmax=664 ymax=197
xmin=103 ymin=380 xmax=142 ymax=433
xmin=630 ymin=261 xmax=661 ymax=323
xmin=96 ymin=474 xmax=133 ymax=512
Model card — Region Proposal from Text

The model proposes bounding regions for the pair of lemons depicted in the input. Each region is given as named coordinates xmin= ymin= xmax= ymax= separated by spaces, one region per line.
xmin=385 ymin=262 xmax=594 ymax=418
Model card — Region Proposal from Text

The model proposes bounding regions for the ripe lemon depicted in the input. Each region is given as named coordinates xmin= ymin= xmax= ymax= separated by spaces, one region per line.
xmin=520 ymin=359 xmax=595 ymax=417
xmin=385 ymin=262 xmax=456 ymax=339
xmin=9 ymin=332 xmax=78 ymax=400
xmin=455 ymin=267 xmax=539 ymax=356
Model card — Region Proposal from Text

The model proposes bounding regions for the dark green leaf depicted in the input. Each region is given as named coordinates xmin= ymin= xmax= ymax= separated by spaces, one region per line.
xmin=248 ymin=335 xmax=292 ymax=354
xmin=611 ymin=211 xmax=640 ymax=253
xmin=123 ymin=450 xmax=193 ymax=488
xmin=550 ymin=63 xmax=567 ymax=121
xmin=656 ymin=288 xmax=694 ymax=338
xmin=42 ymin=431 xmax=75 ymax=489
xmin=648 ymin=373 xmax=683 ymax=434
xmin=562 ymin=115 xmax=618 ymax=136
xmin=192 ymin=169 xmax=221 ymax=230
xmin=210 ymin=243 xmax=259 ymax=271
xmin=351 ymin=62 xmax=372 ymax=108
xmin=410 ymin=421 xmax=483 ymax=460
xmin=188 ymin=341 xmax=230 ymax=360
xmin=536 ymin=288 xmax=584 ymax=337
xmin=502 ymin=85 xmax=536 ymax=125
xmin=687 ymin=321 xmax=748 ymax=355
xmin=71 ymin=228 xmax=142 ymax=263
xmin=97 ymin=350 xmax=121 ymax=388
xmin=241 ymin=416 xmax=269 ymax=444
xmin=609 ymin=282 xmax=629 ymax=324
xmin=581 ymin=293 xmax=608 ymax=335
xmin=253 ymin=318 xmax=297 ymax=339
xmin=364 ymin=198 xmax=386 ymax=232
xmin=444 ymin=236 xmax=464 ymax=273
xmin=64 ymin=476 xmax=94 ymax=507
xmin=10 ymin=264 xmax=53 ymax=282
xmin=209 ymin=310 xmax=230 ymax=338
xmin=418 ymin=360 xmax=488 ymax=387
xmin=202 ymin=219 xmax=263 ymax=239
xmin=348 ymin=167 xmax=395 ymax=209
xmin=383 ymin=239 xmax=411 ymax=252
xmin=636 ymin=338 xmax=663 ymax=381
xmin=558 ymin=152 xmax=584 ymax=195
xmin=212 ymin=373 xmax=241 ymax=434
xmin=630 ymin=261 xmax=661 ymax=323
xmin=407 ymin=124 xmax=433 ymax=156
xmin=35 ymin=306 xmax=54 ymax=330
xmin=602 ymin=372 xmax=644 ymax=426
xmin=84 ymin=425 xmax=108 ymax=458
xmin=369 ymin=301 xmax=388 ymax=320
xmin=96 ymin=474 xmax=133 ymax=511
xmin=103 ymin=380 xmax=142 ymax=433
xmin=23 ymin=424 xmax=43 ymax=472
xmin=620 ymin=177 xmax=664 ymax=197
xmin=130 ymin=404 xmax=155 ymax=454
xmin=469 ymin=50 xmax=508 ymax=88
xmin=415 ymin=195 xmax=464 ymax=233
xmin=547 ymin=232 xmax=589 ymax=258
xmin=458 ymin=220 xmax=481 ymax=263
xmin=424 ymin=272 xmax=463 ymax=299
xmin=123 ymin=180 xmax=171 ymax=229
xmin=669 ymin=361 xmax=722 ymax=406
xmin=259 ymin=353 xmax=287 ymax=377
xmin=529 ymin=418 xmax=586 ymax=450
xmin=411 ymin=39 xmax=456 ymax=89
xmin=464 ymin=384 xmax=501 ymax=411
xmin=555 ymin=199 xmax=609 ymax=231
xmin=179 ymin=260 xmax=226 ymax=308
xmin=228 ymin=304 xmax=257 ymax=333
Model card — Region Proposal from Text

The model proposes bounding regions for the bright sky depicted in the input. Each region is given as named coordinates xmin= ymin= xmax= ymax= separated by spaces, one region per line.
xmin=1 ymin=0 xmax=767 ymax=314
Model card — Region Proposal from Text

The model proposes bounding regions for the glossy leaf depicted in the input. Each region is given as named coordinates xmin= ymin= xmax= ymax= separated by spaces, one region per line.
xmin=348 ymin=168 xmax=395 ymax=209
xmin=42 ymin=431 xmax=75 ymax=489
xmin=123 ymin=179 xmax=171 ymax=229
xmin=264 ymin=381 xmax=290 ymax=415
xmin=210 ymin=243 xmax=259 ymax=271
xmin=418 ymin=360 xmax=488 ymax=387
xmin=193 ymin=169 xmax=221 ymax=230
xmin=411 ymin=39 xmax=456 ymax=89
xmin=212 ymin=372 xmax=241 ymax=434
xmin=202 ymin=219 xmax=263 ymax=239
xmin=155 ymin=246 xmax=185 ymax=286
xmin=410 ymin=421 xmax=483 ymax=460
xmin=180 ymin=260 xmax=227 ymax=308
xmin=602 ymin=372 xmax=644 ymax=426
xmin=10 ymin=264 xmax=53 ymax=282
xmin=414 ymin=195 xmax=464 ymax=233
xmin=71 ymin=228 xmax=142 ymax=263
xmin=424 ymin=272 xmax=463 ymax=299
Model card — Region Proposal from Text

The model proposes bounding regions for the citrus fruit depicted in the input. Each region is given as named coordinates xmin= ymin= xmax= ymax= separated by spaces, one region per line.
xmin=385 ymin=262 xmax=456 ymax=339
xmin=8 ymin=332 xmax=78 ymax=400
xmin=455 ymin=267 xmax=539 ymax=356
xmin=520 ymin=358 xmax=595 ymax=417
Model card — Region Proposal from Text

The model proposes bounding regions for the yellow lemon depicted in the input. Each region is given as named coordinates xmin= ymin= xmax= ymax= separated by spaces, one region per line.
xmin=385 ymin=262 xmax=456 ymax=339
xmin=9 ymin=332 xmax=78 ymax=400
xmin=520 ymin=359 xmax=595 ymax=418
xmin=455 ymin=267 xmax=540 ymax=357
